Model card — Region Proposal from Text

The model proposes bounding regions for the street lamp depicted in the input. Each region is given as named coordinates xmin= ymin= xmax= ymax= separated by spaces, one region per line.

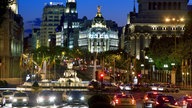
xmin=165 ymin=17 xmax=185 ymax=84
xmin=164 ymin=64 xmax=169 ymax=83
xmin=165 ymin=17 xmax=185 ymax=56
xmin=149 ymin=58 xmax=153 ymax=80
xmin=171 ymin=62 xmax=176 ymax=85
xmin=0 ymin=61 xmax=2 ymax=80
xmin=141 ymin=64 xmax=144 ymax=78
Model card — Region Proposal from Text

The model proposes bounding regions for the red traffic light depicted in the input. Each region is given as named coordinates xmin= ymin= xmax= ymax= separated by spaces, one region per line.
xmin=138 ymin=74 xmax=141 ymax=78
xmin=100 ymin=73 xmax=104 ymax=82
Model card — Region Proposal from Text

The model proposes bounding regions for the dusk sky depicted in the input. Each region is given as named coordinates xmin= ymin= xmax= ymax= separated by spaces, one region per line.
xmin=19 ymin=0 xmax=192 ymax=35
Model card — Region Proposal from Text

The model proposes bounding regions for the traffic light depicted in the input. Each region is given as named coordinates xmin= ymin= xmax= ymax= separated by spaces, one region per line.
xmin=138 ymin=74 xmax=142 ymax=78
xmin=100 ymin=73 xmax=104 ymax=82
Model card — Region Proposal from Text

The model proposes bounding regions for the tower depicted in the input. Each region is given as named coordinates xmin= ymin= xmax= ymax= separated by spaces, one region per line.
xmin=9 ymin=0 xmax=18 ymax=14
xmin=65 ymin=0 xmax=78 ymax=19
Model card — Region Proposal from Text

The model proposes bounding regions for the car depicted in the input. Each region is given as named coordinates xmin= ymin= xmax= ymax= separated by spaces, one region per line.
xmin=113 ymin=92 xmax=136 ymax=107
xmin=87 ymin=80 xmax=101 ymax=91
xmin=65 ymin=91 xmax=86 ymax=105
xmin=143 ymin=91 xmax=163 ymax=108
xmin=101 ymin=82 xmax=120 ymax=92
xmin=154 ymin=95 xmax=179 ymax=108
xmin=177 ymin=95 xmax=192 ymax=108
xmin=12 ymin=91 xmax=29 ymax=106
xmin=0 ymin=94 xmax=4 ymax=106
xmin=2 ymin=90 xmax=14 ymax=104
xmin=149 ymin=83 xmax=160 ymax=91
xmin=36 ymin=90 xmax=57 ymax=106
xmin=157 ymin=84 xmax=180 ymax=93
xmin=119 ymin=84 xmax=133 ymax=91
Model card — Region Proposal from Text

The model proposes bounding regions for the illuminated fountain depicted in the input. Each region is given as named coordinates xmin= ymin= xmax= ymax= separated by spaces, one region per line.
xmin=58 ymin=60 xmax=82 ymax=86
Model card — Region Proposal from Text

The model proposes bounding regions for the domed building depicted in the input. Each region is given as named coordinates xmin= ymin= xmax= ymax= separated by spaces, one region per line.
xmin=78 ymin=6 xmax=119 ymax=53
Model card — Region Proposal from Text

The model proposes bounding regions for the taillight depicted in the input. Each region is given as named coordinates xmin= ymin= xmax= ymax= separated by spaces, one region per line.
xmin=132 ymin=99 xmax=135 ymax=104
xmin=145 ymin=97 xmax=148 ymax=100
xmin=115 ymin=99 xmax=119 ymax=104
xmin=183 ymin=100 xmax=187 ymax=105
xmin=156 ymin=101 xmax=159 ymax=105
xmin=175 ymin=102 xmax=178 ymax=105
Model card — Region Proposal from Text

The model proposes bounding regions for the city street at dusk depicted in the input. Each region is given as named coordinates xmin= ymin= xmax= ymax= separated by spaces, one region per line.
xmin=1 ymin=0 xmax=192 ymax=108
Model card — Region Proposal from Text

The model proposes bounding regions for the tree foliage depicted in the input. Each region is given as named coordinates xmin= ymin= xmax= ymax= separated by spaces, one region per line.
xmin=146 ymin=36 xmax=179 ymax=70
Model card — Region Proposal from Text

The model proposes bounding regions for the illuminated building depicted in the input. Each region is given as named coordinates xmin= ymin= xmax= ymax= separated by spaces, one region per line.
xmin=40 ymin=2 xmax=65 ymax=47
xmin=78 ymin=6 xmax=119 ymax=53
xmin=33 ymin=28 xmax=41 ymax=49
xmin=0 ymin=0 xmax=23 ymax=78
xmin=56 ymin=0 xmax=78 ymax=49
xmin=123 ymin=0 xmax=189 ymax=60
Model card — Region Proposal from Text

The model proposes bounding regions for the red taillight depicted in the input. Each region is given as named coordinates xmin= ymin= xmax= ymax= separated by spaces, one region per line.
xmin=145 ymin=97 xmax=148 ymax=100
xmin=156 ymin=101 xmax=159 ymax=105
xmin=175 ymin=102 xmax=178 ymax=105
xmin=132 ymin=99 xmax=135 ymax=104
xmin=183 ymin=100 xmax=187 ymax=105
xmin=115 ymin=99 xmax=119 ymax=104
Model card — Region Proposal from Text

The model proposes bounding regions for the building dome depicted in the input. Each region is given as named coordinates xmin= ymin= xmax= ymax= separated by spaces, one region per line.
xmin=92 ymin=6 xmax=106 ymax=28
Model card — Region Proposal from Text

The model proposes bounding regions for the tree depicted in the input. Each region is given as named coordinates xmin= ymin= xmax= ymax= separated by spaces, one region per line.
xmin=146 ymin=36 xmax=179 ymax=70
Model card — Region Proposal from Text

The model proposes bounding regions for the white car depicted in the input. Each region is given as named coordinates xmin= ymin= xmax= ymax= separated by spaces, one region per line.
xmin=2 ymin=90 xmax=14 ymax=104
xmin=119 ymin=84 xmax=133 ymax=91
xmin=113 ymin=92 xmax=136 ymax=106
xmin=65 ymin=91 xmax=86 ymax=105
xmin=0 ymin=94 xmax=4 ymax=106
xmin=12 ymin=92 xmax=29 ymax=106
xmin=36 ymin=90 xmax=57 ymax=106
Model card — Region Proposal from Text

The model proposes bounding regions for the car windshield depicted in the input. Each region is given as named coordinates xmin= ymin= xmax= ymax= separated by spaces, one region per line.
xmin=14 ymin=93 xmax=27 ymax=97
xmin=116 ymin=94 xmax=133 ymax=98
xmin=148 ymin=93 xmax=161 ymax=98
xmin=158 ymin=96 xmax=175 ymax=103
xmin=3 ymin=91 xmax=13 ymax=95
xmin=69 ymin=91 xmax=82 ymax=96
xmin=39 ymin=91 xmax=52 ymax=95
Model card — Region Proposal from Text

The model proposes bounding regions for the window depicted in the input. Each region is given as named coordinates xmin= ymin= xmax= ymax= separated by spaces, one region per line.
xmin=163 ymin=2 xmax=167 ymax=10
xmin=149 ymin=2 xmax=152 ymax=10
xmin=168 ymin=2 xmax=172 ymax=10
xmin=157 ymin=2 xmax=161 ymax=10
xmin=178 ymin=2 xmax=181 ymax=10
xmin=173 ymin=2 xmax=177 ymax=10
xmin=153 ymin=2 xmax=157 ymax=10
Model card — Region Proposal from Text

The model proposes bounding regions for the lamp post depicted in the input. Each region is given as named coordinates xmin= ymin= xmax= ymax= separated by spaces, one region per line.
xmin=171 ymin=63 xmax=176 ymax=85
xmin=0 ymin=61 xmax=2 ymax=80
xmin=149 ymin=58 xmax=153 ymax=80
xmin=163 ymin=64 xmax=168 ymax=83
xmin=165 ymin=17 xmax=185 ymax=57
xmin=165 ymin=17 xmax=184 ymax=84
xmin=113 ymin=58 xmax=116 ymax=83
xmin=141 ymin=64 xmax=144 ymax=79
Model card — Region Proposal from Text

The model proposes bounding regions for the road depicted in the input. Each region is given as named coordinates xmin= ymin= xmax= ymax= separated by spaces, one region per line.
xmin=1 ymin=90 xmax=192 ymax=108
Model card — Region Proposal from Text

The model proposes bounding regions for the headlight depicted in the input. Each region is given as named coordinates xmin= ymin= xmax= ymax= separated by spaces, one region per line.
xmin=68 ymin=96 xmax=73 ymax=101
xmin=49 ymin=96 xmax=56 ymax=102
xmin=23 ymin=98 xmax=27 ymax=102
xmin=37 ymin=97 xmax=44 ymax=103
xmin=13 ymin=98 xmax=17 ymax=102
xmin=80 ymin=96 xmax=85 ymax=100
xmin=10 ymin=96 xmax=13 ymax=100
